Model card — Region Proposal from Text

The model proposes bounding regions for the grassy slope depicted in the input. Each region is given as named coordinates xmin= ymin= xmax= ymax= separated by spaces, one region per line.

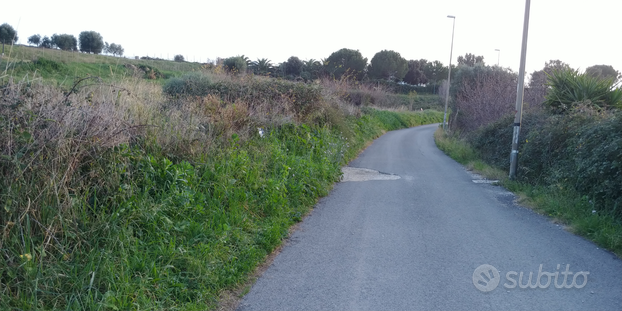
xmin=434 ymin=129 xmax=622 ymax=258
xmin=0 ymin=47 xmax=444 ymax=310
xmin=1 ymin=45 xmax=203 ymax=85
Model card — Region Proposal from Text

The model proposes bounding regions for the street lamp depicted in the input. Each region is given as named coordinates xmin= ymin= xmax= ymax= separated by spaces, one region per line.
xmin=495 ymin=49 xmax=500 ymax=66
xmin=443 ymin=15 xmax=456 ymax=131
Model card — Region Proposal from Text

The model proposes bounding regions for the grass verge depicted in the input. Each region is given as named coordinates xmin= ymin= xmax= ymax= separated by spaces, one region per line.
xmin=434 ymin=128 xmax=622 ymax=257
xmin=0 ymin=69 xmax=442 ymax=310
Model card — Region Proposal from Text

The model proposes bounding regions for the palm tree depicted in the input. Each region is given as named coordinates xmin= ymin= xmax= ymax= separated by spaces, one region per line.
xmin=251 ymin=58 xmax=273 ymax=75
xmin=303 ymin=59 xmax=322 ymax=80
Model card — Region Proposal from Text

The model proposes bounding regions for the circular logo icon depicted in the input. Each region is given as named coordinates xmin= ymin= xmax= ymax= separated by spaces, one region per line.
xmin=473 ymin=264 xmax=500 ymax=292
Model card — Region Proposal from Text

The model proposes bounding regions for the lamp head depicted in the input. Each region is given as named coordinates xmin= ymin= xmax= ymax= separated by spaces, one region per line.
xmin=447 ymin=15 xmax=455 ymax=18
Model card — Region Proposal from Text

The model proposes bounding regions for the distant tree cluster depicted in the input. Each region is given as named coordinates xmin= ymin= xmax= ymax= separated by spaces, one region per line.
xmin=238 ymin=48 xmax=453 ymax=89
xmin=2 ymin=23 xmax=125 ymax=57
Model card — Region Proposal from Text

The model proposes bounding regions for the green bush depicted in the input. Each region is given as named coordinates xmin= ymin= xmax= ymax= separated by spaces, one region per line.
xmin=469 ymin=109 xmax=622 ymax=217
xmin=162 ymin=72 xmax=212 ymax=97
xmin=208 ymin=78 xmax=322 ymax=113
xmin=223 ymin=56 xmax=247 ymax=74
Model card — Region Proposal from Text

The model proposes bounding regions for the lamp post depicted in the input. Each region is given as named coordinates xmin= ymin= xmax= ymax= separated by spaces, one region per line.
xmin=509 ymin=0 xmax=531 ymax=179
xmin=495 ymin=49 xmax=500 ymax=66
xmin=443 ymin=15 xmax=456 ymax=131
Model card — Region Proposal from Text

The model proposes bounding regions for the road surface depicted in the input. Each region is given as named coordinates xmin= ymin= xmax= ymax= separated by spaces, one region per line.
xmin=237 ymin=123 xmax=622 ymax=311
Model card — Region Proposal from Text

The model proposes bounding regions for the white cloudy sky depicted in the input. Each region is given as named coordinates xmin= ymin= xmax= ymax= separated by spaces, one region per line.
xmin=2 ymin=0 xmax=621 ymax=76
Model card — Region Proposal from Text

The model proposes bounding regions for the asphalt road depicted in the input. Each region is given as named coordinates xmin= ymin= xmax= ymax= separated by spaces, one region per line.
xmin=237 ymin=123 xmax=622 ymax=311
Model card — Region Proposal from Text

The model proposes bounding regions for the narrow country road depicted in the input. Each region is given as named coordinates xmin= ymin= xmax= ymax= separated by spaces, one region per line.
xmin=237 ymin=124 xmax=622 ymax=311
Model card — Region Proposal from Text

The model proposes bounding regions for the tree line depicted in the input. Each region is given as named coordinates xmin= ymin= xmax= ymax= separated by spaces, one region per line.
xmin=0 ymin=23 xmax=124 ymax=57
xmin=211 ymin=48 xmax=454 ymax=88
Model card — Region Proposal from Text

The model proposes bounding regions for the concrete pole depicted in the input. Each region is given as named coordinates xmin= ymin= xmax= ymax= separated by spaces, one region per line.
xmin=443 ymin=15 xmax=456 ymax=131
xmin=509 ymin=0 xmax=531 ymax=179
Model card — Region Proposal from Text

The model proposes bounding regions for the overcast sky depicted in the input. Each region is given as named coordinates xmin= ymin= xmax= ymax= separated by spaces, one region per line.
xmin=2 ymin=0 xmax=621 ymax=77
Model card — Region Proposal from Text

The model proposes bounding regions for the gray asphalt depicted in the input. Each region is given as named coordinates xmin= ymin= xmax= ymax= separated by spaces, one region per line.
xmin=237 ymin=123 xmax=622 ymax=311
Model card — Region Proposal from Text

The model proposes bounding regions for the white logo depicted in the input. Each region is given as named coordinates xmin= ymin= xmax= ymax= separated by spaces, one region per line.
xmin=473 ymin=264 xmax=500 ymax=292
xmin=473 ymin=264 xmax=589 ymax=292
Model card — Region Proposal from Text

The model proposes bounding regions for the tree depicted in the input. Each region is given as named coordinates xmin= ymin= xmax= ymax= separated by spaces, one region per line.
xmin=525 ymin=60 xmax=572 ymax=108
xmin=40 ymin=36 xmax=53 ymax=49
xmin=284 ymin=56 xmax=303 ymax=77
xmin=529 ymin=59 xmax=571 ymax=88
xmin=0 ymin=23 xmax=18 ymax=55
xmin=368 ymin=50 xmax=408 ymax=81
xmin=250 ymin=58 xmax=273 ymax=75
xmin=78 ymin=31 xmax=104 ymax=54
xmin=51 ymin=34 xmax=78 ymax=51
xmin=452 ymin=65 xmax=518 ymax=131
xmin=174 ymin=54 xmax=185 ymax=62
xmin=27 ymin=34 xmax=41 ymax=46
xmin=403 ymin=59 xmax=428 ymax=85
xmin=223 ymin=56 xmax=247 ymax=73
xmin=585 ymin=65 xmax=620 ymax=83
xmin=423 ymin=60 xmax=448 ymax=84
xmin=302 ymin=59 xmax=322 ymax=80
xmin=457 ymin=53 xmax=484 ymax=67
xmin=325 ymin=48 xmax=367 ymax=81
xmin=104 ymin=42 xmax=124 ymax=56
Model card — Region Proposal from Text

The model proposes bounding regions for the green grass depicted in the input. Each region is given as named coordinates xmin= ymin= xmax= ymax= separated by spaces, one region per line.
xmin=0 ymin=53 xmax=443 ymax=310
xmin=434 ymin=128 xmax=622 ymax=257
xmin=1 ymin=44 xmax=203 ymax=86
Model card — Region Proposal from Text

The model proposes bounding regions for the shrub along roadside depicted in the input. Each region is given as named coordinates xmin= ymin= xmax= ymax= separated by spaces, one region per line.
xmin=0 ymin=90 xmax=442 ymax=310
xmin=434 ymin=128 xmax=622 ymax=258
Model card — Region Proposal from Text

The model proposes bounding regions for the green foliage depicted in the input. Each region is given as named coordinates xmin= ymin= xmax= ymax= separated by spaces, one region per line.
xmin=284 ymin=56 xmax=303 ymax=77
xmin=325 ymin=48 xmax=368 ymax=81
xmin=208 ymin=78 xmax=322 ymax=113
xmin=32 ymin=57 xmax=69 ymax=74
xmin=423 ymin=60 xmax=448 ymax=86
xmin=78 ymin=31 xmax=104 ymax=54
xmin=104 ymin=42 xmax=124 ymax=56
xmin=434 ymin=129 xmax=479 ymax=164
xmin=436 ymin=129 xmax=622 ymax=257
xmin=403 ymin=59 xmax=428 ymax=85
xmin=27 ymin=34 xmax=41 ymax=46
xmin=39 ymin=36 xmax=53 ymax=49
xmin=174 ymin=54 xmax=185 ymax=62
xmin=585 ymin=64 xmax=620 ymax=83
xmin=223 ymin=56 xmax=247 ymax=74
xmin=250 ymin=58 xmax=273 ymax=75
xmin=51 ymin=33 xmax=78 ymax=51
xmin=0 ymin=23 xmax=18 ymax=45
xmin=302 ymin=59 xmax=322 ymax=81
xmin=368 ymin=50 xmax=408 ymax=81
xmin=457 ymin=53 xmax=484 ymax=67
xmin=163 ymin=72 xmax=212 ymax=97
xmin=467 ymin=109 xmax=622 ymax=217
xmin=544 ymin=68 xmax=622 ymax=113
xmin=0 ymin=73 xmax=441 ymax=309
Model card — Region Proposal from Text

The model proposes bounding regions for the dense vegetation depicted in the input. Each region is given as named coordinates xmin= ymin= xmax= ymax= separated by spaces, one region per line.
xmin=0 ymin=45 xmax=443 ymax=309
xmin=437 ymin=58 xmax=622 ymax=257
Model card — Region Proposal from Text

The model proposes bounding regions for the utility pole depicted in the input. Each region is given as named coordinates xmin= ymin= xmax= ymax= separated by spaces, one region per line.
xmin=509 ymin=0 xmax=531 ymax=179
xmin=443 ymin=15 xmax=456 ymax=131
